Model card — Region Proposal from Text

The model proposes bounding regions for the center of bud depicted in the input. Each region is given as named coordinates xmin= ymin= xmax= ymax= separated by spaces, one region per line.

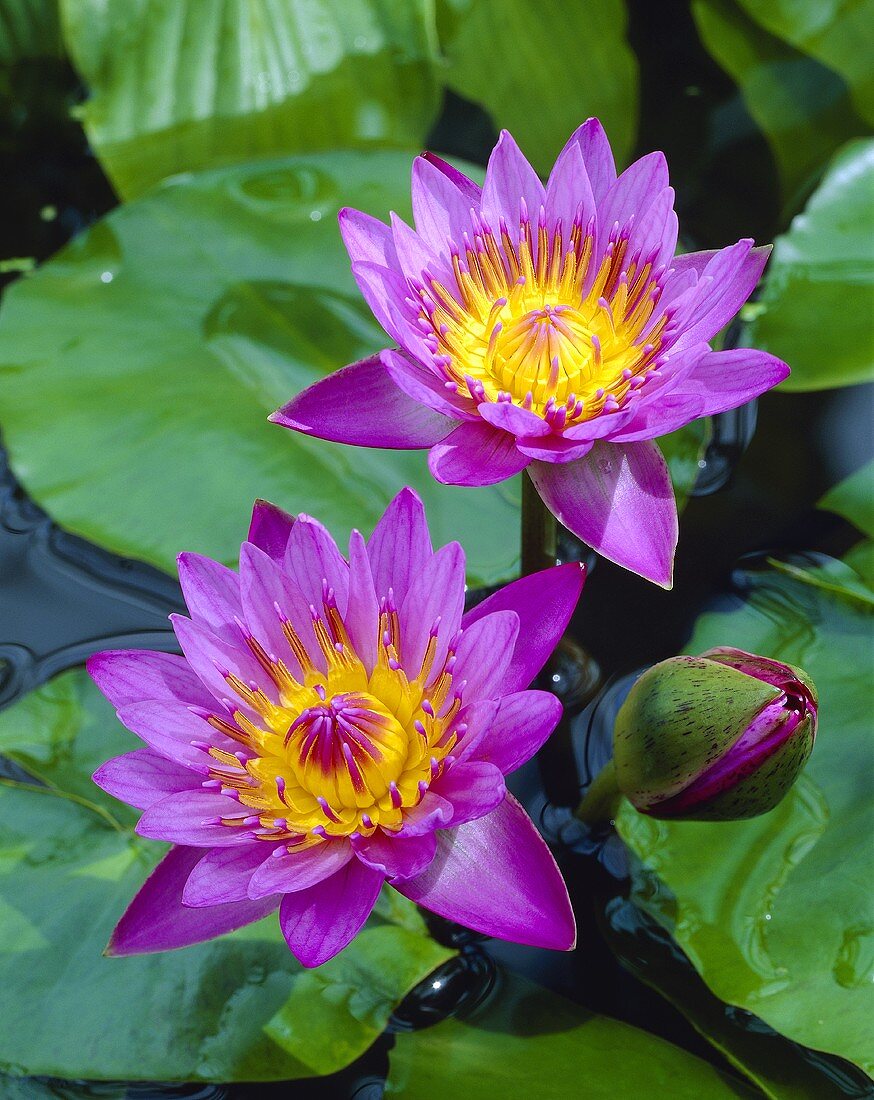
xmin=286 ymin=691 xmax=409 ymax=812
xmin=417 ymin=209 xmax=667 ymax=425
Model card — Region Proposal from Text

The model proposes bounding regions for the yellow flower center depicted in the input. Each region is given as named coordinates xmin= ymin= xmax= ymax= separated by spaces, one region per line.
xmin=419 ymin=216 xmax=668 ymax=425
xmin=203 ymin=593 xmax=460 ymax=847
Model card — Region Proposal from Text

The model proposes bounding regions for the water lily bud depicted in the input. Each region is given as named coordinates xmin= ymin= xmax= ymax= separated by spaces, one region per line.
xmin=612 ymin=648 xmax=817 ymax=821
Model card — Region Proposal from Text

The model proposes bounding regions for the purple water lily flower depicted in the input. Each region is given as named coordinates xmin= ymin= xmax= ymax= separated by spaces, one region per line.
xmin=272 ymin=120 xmax=790 ymax=587
xmin=89 ymin=490 xmax=581 ymax=967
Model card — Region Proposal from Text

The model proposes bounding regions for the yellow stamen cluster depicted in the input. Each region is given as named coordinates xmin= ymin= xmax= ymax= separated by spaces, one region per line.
xmin=203 ymin=593 xmax=461 ymax=850
xmin=419 ymin=215 xmax=667 ymax=426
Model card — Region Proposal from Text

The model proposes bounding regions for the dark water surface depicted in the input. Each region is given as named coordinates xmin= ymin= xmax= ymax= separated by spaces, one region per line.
xmin=2 ymin=2 xmax=873 ymax=1096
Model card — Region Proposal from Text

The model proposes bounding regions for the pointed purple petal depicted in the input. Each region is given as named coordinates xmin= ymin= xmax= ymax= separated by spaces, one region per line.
xmin=516 ymin=434 xmax=596 ymax=463
xmin=428 ymin=421 xmax=530 ymax=486
xmin=390 ymin=211 xmax=450 ymax=286
xmin=412 ymin=154 xmax=476 ymax=252
xmin=453 ymin=610 xmax=519 ymax=699
xmin=471 ymin=690 xmax=563 ymax=775
xmin=381 ymin=348 xmax=474 ymax=420
xmin=420 ymin=151 xmax=482 ymax=205
xmin=338 ymin=206 xmax=397 ymax=268
xmin=609 ymin=392 xmax=706 ymax=443
xmin=183 ymin=843 xmax=272 ymax=906
xmin=351 ymin=829 xmax=437 ymax=882
xmin=238 ymin=542 xmax=318 ymax=679
xmin=136 ymin=790 xmax=256 ymax=846
xmin=397 ymin=793 xmax=575 ymax=950
xmin=395 ymin=791 xmax=454 ymax=837
xmin=398 ymin=541 xmax=466 ymax=677
xmin=93 ymin=749 xmax=197 ymax=810
xmin=115 ymin=699 xmax=240 ymax=770
xmin=430 ymin=760 xmax=506 ymax=826
xmin=248 ymin=499 xmax=296 ymax=563
xmin=367 ymin=487 xmax=432 ymax=605
xmin=478 ymin=400 xmax=550 ymax=438
xmin=598 ymin=151 xmax=669 ymax=240
xmin=683 ymin=348 xmax=790 ymax=415
xmin=673 ymin=242 xmax=770 ymax=347
xmin=270 ymin=355 xmax=453 ymax=449
xmin=529 ymin=442 xmax=677 ymax=588
xmin=170 ymin=613 xmax=278 ymax=716
xmin=462 ymin=562 xmax=585 ymax=692
xmin=545 ymin=141 xmax=596 ymax=237
xmin=568 ymin=118 xmax=616 ymax=203
xmin=670 ymin=248 xmax=719 ymax=278
xmin=87 ymin=650 xmax=215 ymax=711
xmin=279 ymin=858 xmax=384 ymax=967
xmin=349 ymin=261 xmax=416 ymax=345
xmin=107 ymin=846 xmax=279 ymax=956
xmin=176 ymin=553 xmax=242 ymax=641
xmin=248 ymin=839 xmax=353 ymax=898
xmin=283 ymin=514 xmax=349 ymax=616
xmin=481 ymin=130 xmax=546 ymax=235
xmin=346 ymin=530 xmax=379 ymax=672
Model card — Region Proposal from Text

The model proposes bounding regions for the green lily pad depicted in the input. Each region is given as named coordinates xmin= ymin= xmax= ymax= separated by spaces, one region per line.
xmin=820 ymin=459 xmax=874 ymax=537
xmin=618 ymin=556 xmax=874 ymax=1077
xmin=435 ymin=0 xmax=638 ymax=172
xmin=691 ymin=0 xmax=865 ymax=206
xmin=0 ymin=668 xmax=453 ymax=1081
xmin=744 ymin=139 xmax=874 ymax=391
xmin=385 ymin=971 xmax=755 ymax=1098
xmin=0 ymin=149 xmax=525 ymax=589
xmin=59 ymin=0 xmax=441 ymax=198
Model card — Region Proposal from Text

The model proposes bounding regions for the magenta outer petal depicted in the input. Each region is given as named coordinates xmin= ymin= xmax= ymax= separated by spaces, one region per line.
xmin=428 ymin=421 xmax=530 ymax=486
xmin=283 ymin=514 xmax=350 ymax=616
xmin=430 ymin=760 xmax=506 ymax=826
xmin=598 ymin=151 xmax=669 ymax=252
xmin=390 ymin=211 xmax=451 ymax=288
xmin=279 ymin=858 xmax=384 ymax=967
xmin=176 ymin=552 xmax=242 ymax=640
xmin=367 ymin=486 xmax=432 ymax=605
xmin=399 ymin=541 xmax=466 ymax=676
xmin=609 ymin=392 xmax=706 ymax=443
xmin=452 ymin=610 xmax=519 ymax=700
xmin=478 ymin=400 xmax=550 ymax=438
xmin=346 ymin=529 xmax=379 ymax=672
xmin=412 ymin=154 xmax=477 ymax=253
xmin=86 ymin=650 xmax=215 ymax=710
xmin=248 ymin=499 xmax=296 ymax=563
xmin=338 ymin=206 xmax=398 ymax=268
xmin=171 ymin=613 xmax=279 ymax=715
xmin=136 ymin=791 xmax=256 ymax=846
xmin=529 ymin=441 xmax=678 ymax=589
xmin=670 ymin=248 xmax=719 ymax=278
xmin=239 ymin=542 xmax=317 ymax=680
xmin=183 ymin=843 xmax=272 ymax=906
xmin=381 ymin=348 xmax=473 ymax=420
xmin=629 ymin=186 xmax=678 ymax=270
xmin=516 ymin=435 xmax=595 ymax=463
xmin=349 ymin=261 xmax=415 ymax=345
xmin=420 ymin=151 xmax=482 ymax=205
xmin=107 ymin=846 xmax=279 ymax=956
xmin=248 ymin=839 xmax=353 ymax=899
xmin=674 ymin=241 xmax=770 ymax=347
xmin=462 ymin=562 xmax=585 ymax=692
xmin=683 ymin=348 xmax=790 ymax=415
xmin=472 ymin=691 xmax=563 ymax=776
xmin=481 ymin=130 xmax=546 ymax=234
xmin=351 ymin=829 xmax=437 ymax=882
xmin=93 ymin=749 xmax=196 ymax=810
xmin=270 ymin=355 xmax=452 ymax=449
xmin=449 ymin=699 xmax=500 ymax=765
xmin=545 ymin=141 xmax=596 ymax=238
xmin=396 ymin=791 xmax=454 ymax=837
xmin=115 ymin=699 xmax=240 ymax=771
xmin=397 ymin=793 xmax=575 ymax=951
xmin=566 ymin=118 xmax=616 ymax=203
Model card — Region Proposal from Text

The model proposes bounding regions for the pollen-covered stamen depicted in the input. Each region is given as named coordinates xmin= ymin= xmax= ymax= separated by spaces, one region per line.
xmin=417 ymin=204 xmax=667 ymax=424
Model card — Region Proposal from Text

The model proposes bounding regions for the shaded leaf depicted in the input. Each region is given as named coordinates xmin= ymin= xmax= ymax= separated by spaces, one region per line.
xmin=436 ymin=0 xmax=638 ymax=172
xmin=618 ymin=556 xmax=874 ymax=1076
xmin=59 ymin=0 xmax=441 ymax=198
xmin=743 ymin=139 xmax=874 ymax=391
xmin=819 ymin=459 xmax=874 ymax=537
xmin=0 ymin=150 xmax=522 ymax=589
xmin=0 ymin=0 xmax=62 ymax=62
xmin=385 ymin=970 xmax=755 ymax=1098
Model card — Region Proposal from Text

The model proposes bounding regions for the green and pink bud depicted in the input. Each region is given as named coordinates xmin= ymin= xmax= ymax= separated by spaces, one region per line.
xmin=578 ymin=647 xmax=817 ymax=824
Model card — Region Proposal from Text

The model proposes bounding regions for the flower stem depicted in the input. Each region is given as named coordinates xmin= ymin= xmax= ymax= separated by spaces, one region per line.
xmin=574 ymin=760 xmax=622 ymax=825
xmin=521 ymin=471 xmax=557 ymax=577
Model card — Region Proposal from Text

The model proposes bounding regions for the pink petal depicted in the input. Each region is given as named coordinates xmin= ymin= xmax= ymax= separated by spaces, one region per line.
xmin=471 ymin=690 xmax=564 ymax=775
xmin=567 ymin=118 xmax=616 ymax=203
xmin=270 ymin=354 xmax=453 ymax=449
xmin=609 ymin=392 xmax=706 ymax=443
xmin=398 ymin=541 xmax=466 ymax=677
xmin=673 ymin=241 xmax=770 ymax=348
xmin=283 ymin=514 xmax=349 ymax=617
xmin=381 ymin=348 xmax=474 ymax=420
xmin=248 ymin=499 xmax=296 ymax=563
xmin=248 ymin=839 xmax=353 ymax=898
xmin=428 ymin=420 xmax=530 ymax=486
xmin=279 ymin=858 xmax=384 ymax=967
xmin=395 ymin=791 xmax=454 ymax=837
xmin=367 ymin=486 xmax=433 ymax=605
xmin=529 ymin=441 xmax=678 ymax=588
xmin=481 ymin=130 xmax=546 ymax=235
xmin=107 ymin=846 xmax=279 ymax=956
xmin=670 ymin=248 xmax=719 ymax=278
xmin=420 ymin=151 xmax=482 ymax=205
xmin=478 ymin=400 xmax=550 ymax=438
xmin=453 ymin=610 xmax=520 ymax=699
xmin=176 ymin=553 xmax=242 ymax=642
xmin=516 ymin=435 xmax=596 ymax=463
xmin=93 ymin=749 xmax=196 ymax=810
xmin=87 ymin=650 xmax=215 ymax=711
xmin=136 ymin=790 xmax=256 ymax=846
xmin=462 ymin=562 xmax=585 ymax=692
xmin=338 ymin=206 xmax=398 ymax=268
xmin=397 ymin=793 xmax=575 ymax=951
xmin=628 ymin=186 xmax=678 ymax=269
xmin=238 ymin=542 xmax=319 ymax=679
xmin=430 ymin=760 xmax=506 ymax=826
xmin=598 ymin=151 xmax=669 ymax=240
xmin=390 ymin=211 xmax=451 ymax=286
xmin=115 ymin=699 xmax=240 ymax=770
xmin=351 ymin=829 xmax=437 ymax=882
xmin=349 ymin=260 xmax=415 ymax=346
xmin=544 ymin=140 xmax=596 ymax=239
xmin=683 ymin=348 xmax=790 ymax=415
xmin=346 ymin=529 xmax=379 ymax=672
xmin=412 ymin=154 xmax=477 ymax=252
xmin=183 ymin=843 xmax=272 ymax=906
